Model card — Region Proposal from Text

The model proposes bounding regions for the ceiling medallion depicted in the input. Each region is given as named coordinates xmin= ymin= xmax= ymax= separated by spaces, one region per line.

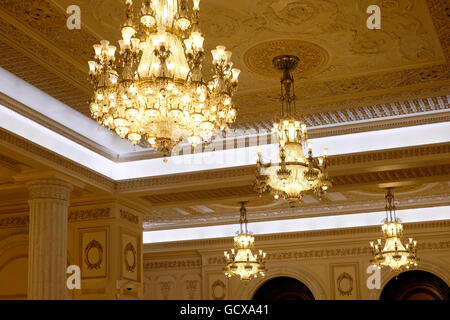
xmin=254 ymin=55 xmax=332 ymax=206
xmin=370 ymin=188 xmax=419 ymax=272
xmin=88 ymin=0 xmax=240 ymax=156
xmin=243 ymin=39 xmax=329 ymax=79
xmin=223 ymin=201 xmax=267 ymax=282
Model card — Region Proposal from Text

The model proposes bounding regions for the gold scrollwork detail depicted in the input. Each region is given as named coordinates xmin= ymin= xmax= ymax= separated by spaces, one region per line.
xmin=84 ymin=239 xmax=103 ymax=270
xmin=124 ymin=242 xmax=137 ymax=272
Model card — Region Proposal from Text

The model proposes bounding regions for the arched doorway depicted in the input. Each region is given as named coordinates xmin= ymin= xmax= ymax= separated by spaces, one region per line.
xmin=253 ymin=276 xmax=315 ymax=300
xmin=380 ymin=270 xmax=449 ymax=300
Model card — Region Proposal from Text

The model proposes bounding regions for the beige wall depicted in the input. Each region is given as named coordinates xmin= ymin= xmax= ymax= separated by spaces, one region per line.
xmin=143 ymin=219 xmax=450 ymax=300
xmin=0 ymin=200 xmax=145 ymax=300
xmin=1 ymin=211 xmax=449 ymax=300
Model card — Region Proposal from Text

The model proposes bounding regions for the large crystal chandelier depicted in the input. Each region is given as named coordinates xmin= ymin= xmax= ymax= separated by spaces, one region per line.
xmin=370 ymin=188 xmax=419 ymax=272
xmin=224 ymin=201 xmax=267 ymax=282
xmin=88 ymin=0 xmax=240 ymax=156
xmin=254 ymin=55 xmax=331 ymax=206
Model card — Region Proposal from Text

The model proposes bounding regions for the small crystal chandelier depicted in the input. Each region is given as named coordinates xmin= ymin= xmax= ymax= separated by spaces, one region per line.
xmin=370 ymin=188 xmax=419 ymax=272
xmin=88 ymin=0 xmax=240 ymax=156
xmin=254 ymin=55 xmax=331 ymax=206
xmin=224 ymin=201 xmax=267 ymax=282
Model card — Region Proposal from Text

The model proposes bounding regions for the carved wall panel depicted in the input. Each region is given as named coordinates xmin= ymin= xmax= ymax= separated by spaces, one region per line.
xmin=330 ymin=263 xmax=360 ymax=300
xmin=121 ymin=231 xmax=140 ymax=282
xmin=79 ymin=227 xmax=108 ymax=279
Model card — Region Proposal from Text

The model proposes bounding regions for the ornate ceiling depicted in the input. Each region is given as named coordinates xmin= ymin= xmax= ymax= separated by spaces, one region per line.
xmin=0 ymin=0 xmax=448 ymax=131
xmin=0 ymin=0 xmax=449 ymax=231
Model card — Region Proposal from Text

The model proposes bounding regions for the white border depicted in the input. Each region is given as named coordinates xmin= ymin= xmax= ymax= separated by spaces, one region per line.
xmin=1 ymin=103 xmax=449 ymax=180
xmin=143 ymin=206 xmax=450 ymax=243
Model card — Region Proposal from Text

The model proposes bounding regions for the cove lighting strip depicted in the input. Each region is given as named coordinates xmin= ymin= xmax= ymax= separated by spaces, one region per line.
xmin=143 ymin=206 xmax=450 ymax=243
xmin=0 ymin=67 xmax=135 ymax=154
xmin=1 ymin=103 xmax=449 ymax=180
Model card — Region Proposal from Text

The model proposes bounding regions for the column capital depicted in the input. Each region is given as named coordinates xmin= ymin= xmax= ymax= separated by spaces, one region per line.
xmin=14 ymin=170 xmax=84 ymax=201
xmin=27 ymin=178 xmax=73 ymax=202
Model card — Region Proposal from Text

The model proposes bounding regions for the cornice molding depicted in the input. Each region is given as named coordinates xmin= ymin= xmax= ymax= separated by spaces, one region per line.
xmin=119 ymin=209 xmax=139 ymax=224
xmin=144 ymin=193 xmax=450 ymax=229
xmin=0 ymin=129 xmax=115 ymax=192
xmin=0 ymin=215 xmax=29 ymax=229
xmin=143 ymin=220 xmax=450 ymax=252
xmin=0 ymin=92 xmax=118 ymax=161
xmin=68 ymin=207 xmax=112 ymax=222
xmin=1 ymin=126 xmax=448 ymax=197
xmin=144 ymin=259 xmax=202 ymax=271
xmin=205 ymin=240 xmax=450 ymax=266
xmin=143 ymin=238 xmax=450 ymax=270
xmin=121 ymin=142 xmax=450 ymax=193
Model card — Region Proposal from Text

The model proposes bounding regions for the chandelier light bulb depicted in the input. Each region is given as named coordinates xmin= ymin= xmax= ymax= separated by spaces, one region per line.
xmin=193 ymin=0 xmax=200 ymax=11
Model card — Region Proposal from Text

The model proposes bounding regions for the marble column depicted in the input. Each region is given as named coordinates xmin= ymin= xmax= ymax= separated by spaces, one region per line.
xmin=27 ymin=178 xmax=73 ymax=300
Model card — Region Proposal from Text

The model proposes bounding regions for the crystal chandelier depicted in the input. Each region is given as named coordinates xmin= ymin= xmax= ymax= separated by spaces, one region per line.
xmin=224 ymin=201 xmax=267 ymax=282
xmin=370 ymin=188 xmax=419 ymax=272
xmin=88 ymin=0 xmax=240 ymax=156
xmin=254 ymin=55 xmax=331 ymax=206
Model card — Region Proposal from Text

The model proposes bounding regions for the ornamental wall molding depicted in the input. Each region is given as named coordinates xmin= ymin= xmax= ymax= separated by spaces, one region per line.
xmin=119 ymin=209 xmax=139 ymax=224
xmin=0 ymin=215 xmax=29 ymax=229
xmin=68 ymin=207 xmax=111 ymax=222
xmin=144 ymin=259 xmax=202 ymax=271
xmin=194 ymin=240 xmax=450 ymax=266
xmin=144 ymin=220 xmax=450 ymax=252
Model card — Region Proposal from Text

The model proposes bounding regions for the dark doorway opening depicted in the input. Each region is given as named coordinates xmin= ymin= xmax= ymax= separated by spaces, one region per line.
xmin=380 ymin=270 xmax=449 ymax=300
xmin=253 ymin=276 xmax=315 ymax=300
